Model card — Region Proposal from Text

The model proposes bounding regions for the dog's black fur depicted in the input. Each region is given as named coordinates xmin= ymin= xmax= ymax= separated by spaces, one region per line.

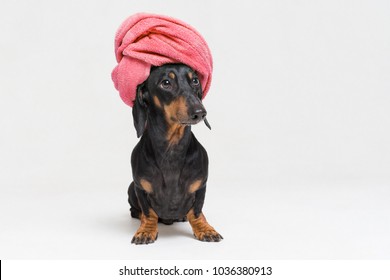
xmin=128 ymin=63 xmax=222 ymax=244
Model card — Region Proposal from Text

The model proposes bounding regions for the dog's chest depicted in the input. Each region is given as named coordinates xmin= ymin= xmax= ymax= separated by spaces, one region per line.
xmin=148 ymin=164 xmax=195 ymax=219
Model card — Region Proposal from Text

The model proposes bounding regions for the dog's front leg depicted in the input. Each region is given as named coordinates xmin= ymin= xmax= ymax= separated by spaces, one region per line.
xmin=131 ymin=186 xmax=159 ymax=245
xmin=187 ymin=187 xmax=223 ymax=242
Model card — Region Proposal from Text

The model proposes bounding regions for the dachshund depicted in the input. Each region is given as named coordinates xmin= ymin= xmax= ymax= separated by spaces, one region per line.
xmin=128 ymin=63 xmax=223 ymax=244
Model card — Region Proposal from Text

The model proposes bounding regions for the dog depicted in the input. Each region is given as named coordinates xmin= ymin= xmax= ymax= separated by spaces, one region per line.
xmin=127 ymin=63 xmax=222 ymax=244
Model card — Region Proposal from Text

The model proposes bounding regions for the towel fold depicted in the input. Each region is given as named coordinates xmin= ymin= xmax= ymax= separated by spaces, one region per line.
xmin=111 ymin=13 xmax=213 ymax=107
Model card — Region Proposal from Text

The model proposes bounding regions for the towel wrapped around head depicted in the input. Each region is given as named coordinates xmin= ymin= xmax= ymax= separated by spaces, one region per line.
xmin=111 ymin=13 xmax=213 ymax=107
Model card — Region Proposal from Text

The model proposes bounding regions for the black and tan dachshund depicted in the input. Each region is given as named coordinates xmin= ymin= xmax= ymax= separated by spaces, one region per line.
xmin=128 ymin=63 xmax=223 ymax=244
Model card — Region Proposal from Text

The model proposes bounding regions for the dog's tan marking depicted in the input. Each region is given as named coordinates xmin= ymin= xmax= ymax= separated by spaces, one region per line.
xmin=188 ymin=72 xmax=193 ymax=80
xmin=140 ymin=179 xmax=153 ymax=193
xmin=166 ymin=124 xmax=186 ymax=147
xmin=153 ymin=95 xmax=162 ymax=109
xmin=132 ymin=208 xmax=159 ymax=244
xmin=164 ymin=96 xmax=188 ymax=146
xmin=187 ymin=209 xmax=223 ymax=242
xmin=168 ymin=72 xmax=175 ymax=79
xmin=164 ymin=96 xmax=185 ymax=123
xmin=189 ymin=179 xmax=202 ymax=193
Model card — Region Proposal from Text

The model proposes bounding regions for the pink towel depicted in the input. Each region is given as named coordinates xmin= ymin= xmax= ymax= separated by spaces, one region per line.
xmin=111 ymin=13 xmax=213 ymax=107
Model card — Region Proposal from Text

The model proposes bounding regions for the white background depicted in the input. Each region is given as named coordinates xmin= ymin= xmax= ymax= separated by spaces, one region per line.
xmin=0 ymin=0 xmax=389 ymax=259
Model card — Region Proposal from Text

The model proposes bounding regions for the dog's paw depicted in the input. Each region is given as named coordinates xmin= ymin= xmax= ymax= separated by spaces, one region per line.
xmin=131 ymin=231 xmax=158 ymax=245
xmin=194 ymin=229 xmax=223 ymax=242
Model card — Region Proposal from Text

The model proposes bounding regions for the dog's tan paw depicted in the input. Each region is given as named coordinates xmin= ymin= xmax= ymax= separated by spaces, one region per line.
xmin=131 ymin=209 xmax=159 ymax=245
xmin=131 ymin=230 xmax=158 ymax=245
xmin=194 ymin=228 xmax=223 ymax=242
xmin=187 ymin=210 xmax=223 ymax=242
xmin=187 ymin=209 xmax=223 ymax=242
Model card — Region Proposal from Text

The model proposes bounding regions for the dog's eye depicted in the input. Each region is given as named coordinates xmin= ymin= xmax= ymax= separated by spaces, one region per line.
xmin=191 ymin=77 xmax=200 ymax=86
xmin=160 ymin=80 xmax=172 ymax=89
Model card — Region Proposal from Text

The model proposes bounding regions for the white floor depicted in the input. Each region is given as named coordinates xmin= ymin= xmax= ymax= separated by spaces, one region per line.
xmin=1 ymin=157 xmax=390 ymax=259
xmin=1 ymin=0 xmax=390 ymax=260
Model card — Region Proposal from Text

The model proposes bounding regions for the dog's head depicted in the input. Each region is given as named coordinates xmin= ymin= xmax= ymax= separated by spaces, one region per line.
xmin=133 ymin=64 xmax=210 ymax=138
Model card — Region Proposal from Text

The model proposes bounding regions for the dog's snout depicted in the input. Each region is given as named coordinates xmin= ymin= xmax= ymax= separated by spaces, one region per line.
xmin=190 ymin=107 xmax=207 ymax=121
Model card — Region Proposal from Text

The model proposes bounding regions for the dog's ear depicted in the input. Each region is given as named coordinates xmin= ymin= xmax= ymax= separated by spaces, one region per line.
xmin=195 ymin=84 xmax=211 ymax=129
xmin=195 ymin=86 xmax=211 ymax=130
xmin=132 ymin=83 xmax=149 ymax=138
xmin=204 ymin=118 xmax=211 ymax=130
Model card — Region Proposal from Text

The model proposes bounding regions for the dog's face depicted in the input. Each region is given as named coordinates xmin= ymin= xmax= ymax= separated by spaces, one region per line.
xmin=133 ymin=64 xmax=210 ymax=137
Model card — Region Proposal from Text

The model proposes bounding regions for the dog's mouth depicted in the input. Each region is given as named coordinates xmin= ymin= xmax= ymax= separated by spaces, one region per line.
xmin=178 ymin=115 xmax=204 ymax=126
xmin=179 ymin=118 xmax=211 ymax=129
xmin=175 ymin=106 xmax=210 ymax=129
xmin=179 ymin=120 xmax=201 ymax=126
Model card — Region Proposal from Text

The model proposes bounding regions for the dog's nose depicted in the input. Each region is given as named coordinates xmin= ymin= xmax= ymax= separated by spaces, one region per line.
xmin=190 ymin=108 xmax=207 ymax=121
